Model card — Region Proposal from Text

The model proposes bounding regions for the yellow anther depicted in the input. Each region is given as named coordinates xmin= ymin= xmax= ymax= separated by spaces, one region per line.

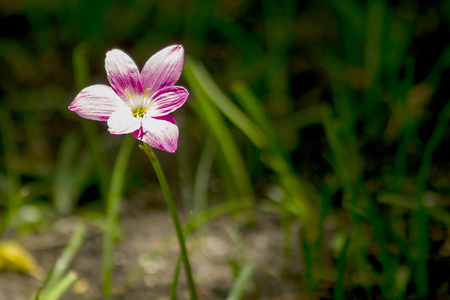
xmin=141 ymin=106 xmax=151 ymax=115
xmin=124 ymin=88 xmax=135 ymax=100
xmin=132 ymin=105 xmax=152 ymax=118
xmin=139 ymin=88 xmax=151 ymax=104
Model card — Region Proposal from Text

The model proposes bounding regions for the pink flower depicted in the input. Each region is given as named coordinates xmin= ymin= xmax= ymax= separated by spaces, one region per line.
xmin=69 ymin=45 xmax=188 ymax=153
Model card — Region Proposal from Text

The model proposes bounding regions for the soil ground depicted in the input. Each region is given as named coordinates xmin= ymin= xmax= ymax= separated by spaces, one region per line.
xmin=0 ymin=206 xmax=307 ymax=300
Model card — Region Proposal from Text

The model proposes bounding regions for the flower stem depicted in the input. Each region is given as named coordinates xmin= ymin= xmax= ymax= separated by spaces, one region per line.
xmin=139 ymin=143 xmax=198 ymax=300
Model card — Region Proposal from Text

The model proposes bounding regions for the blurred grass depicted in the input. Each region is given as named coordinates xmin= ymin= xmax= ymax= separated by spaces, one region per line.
xmin=102 ymin=135 xmax=135 ymax=297
xmin=0 ymin=0 xmax=450 ymax=298
xmin=35 ymin=222 xmax=85 ymax=300
xmin=52 ymin=130 xmax=93 ymax=215
xmin=184 ymin=59 xmax=256 ymax=214
xmin=0 ymin=104 xmax=22 ymax=236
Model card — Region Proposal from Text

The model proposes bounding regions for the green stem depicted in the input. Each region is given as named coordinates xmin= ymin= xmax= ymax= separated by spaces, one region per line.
xmin=170 ymin=255 xmax=182 ymax=300
xmin=413 ymin=100 xmax=450 ymax=297
xmin=140 ymin=143 xmax=198 ymax=300
xmin=102 ymin=135 xmax=135 ymax=297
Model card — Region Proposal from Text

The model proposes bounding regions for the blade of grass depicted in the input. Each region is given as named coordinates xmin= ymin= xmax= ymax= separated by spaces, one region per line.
xmin=364 ymin=0 xmax=386 ymax=89
xmin=395 ymin=265 xmax=410 ymax=300
xmin=170 ymin=255 xmax=182 ymax=300
xmin=333 ymin=236 xmax=349 ymax=300
xmin=184 ymin=61 xmax=255 ymax=210
xmin=42 ymin=271 xmax=78 ymax=300
xmin=195 ymin=99 xmax=254 ymax=210
xmin=53 ymin=131 xmax=93 ymax=214
xmin=102 ymin=135 xmax=135 ymax=297
xmin=299 ymin=228 xmax=314 ymax=294
xmin=231 ymin=81 xmax=277 ymax=142
xmin=320 ymin=106 xmax=358 ymax=204
xmin=378 ymin=193 xmax=450 ymax=226
xmin=385 ymin=14 xmax=413 ymax=87
xmin=35 ymin=222 xmax=86 ymax=300
xmin=327 ymin=0 xmax=364 ymax=41
xmin=185 ymin=59 xmax=267 ymax=149
xmin=262 ymin=0 xmax=296 ymax=115
xmin=321 ymin=106 xmax=395 ymax=295
xmin=193 ymin=134 xmax=216 ymax=215
xmin=362 ymin=0 xmax=388 ymax=136
xmin=46 ymin=222 xmax=86 ymax=289
xmin=413 ymin=99 xmax=450 ymax=297
xmin=426 ymin=46 xmax=450 ymax=84
xmin=186 ymin=201 xmax=251 ymax=235
xmin=185 ymin=59 xmax=315 ymax=225
xmin=232 ymin=81 xmax=314 ymax=216
xmin=226 ymin=264 xmax=255 ymax=300
xmin=0 ymin=104 xmax=22 ymax=236
xmin=391 ymin=59 xmax=416 ymax=191
xmin=73 ymin=43 xmax=111 ymax=200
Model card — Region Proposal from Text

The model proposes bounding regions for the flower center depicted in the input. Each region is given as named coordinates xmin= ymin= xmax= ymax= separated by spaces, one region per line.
xmin=132 ymin=107 xmax=149 ymax=118
xmin=125 ymin=88 xmax=152 ymax=118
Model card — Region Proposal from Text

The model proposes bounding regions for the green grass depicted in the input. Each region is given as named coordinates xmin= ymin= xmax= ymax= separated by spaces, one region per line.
xmin=35 ymin=222 xmax=86 ymax=300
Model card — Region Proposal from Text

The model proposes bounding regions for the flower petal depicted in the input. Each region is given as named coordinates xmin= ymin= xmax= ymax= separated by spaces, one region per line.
xmin=107 ymin=106 xmax=141 ymax=135
xmin=105 ymin=49 xmax=142 ymax=101
xmin=134 ymin=115 xmax=179 ymax=153
xmin=146 ymin=86 xmax=189 ymax=117
xmin=141 ymin=45 xmax=184 ymax=93
xmin=69 ymin=84 xmax=123 ymax=121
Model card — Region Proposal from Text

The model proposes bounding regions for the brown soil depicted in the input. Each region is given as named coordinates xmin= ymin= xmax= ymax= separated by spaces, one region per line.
xmin=0 ymin=208 xmax=305 ymax=300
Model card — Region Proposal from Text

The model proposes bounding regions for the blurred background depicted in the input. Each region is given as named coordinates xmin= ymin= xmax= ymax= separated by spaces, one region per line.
xmin=1 ymin=0 xmax=450 ymax=299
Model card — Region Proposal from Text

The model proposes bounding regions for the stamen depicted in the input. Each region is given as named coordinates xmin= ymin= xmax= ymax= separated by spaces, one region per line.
xmin=124 ymin=88 xmax=135 ymax=100
xmin=127 ymin=88 xmax=153 ymax=118
xmin=141 ymin=105 xmax=152 ymax=114
xmin=139 ymin=88 xmax=151 ymax=104
xmin=132 ymin=105 xmax=153 ymax=118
